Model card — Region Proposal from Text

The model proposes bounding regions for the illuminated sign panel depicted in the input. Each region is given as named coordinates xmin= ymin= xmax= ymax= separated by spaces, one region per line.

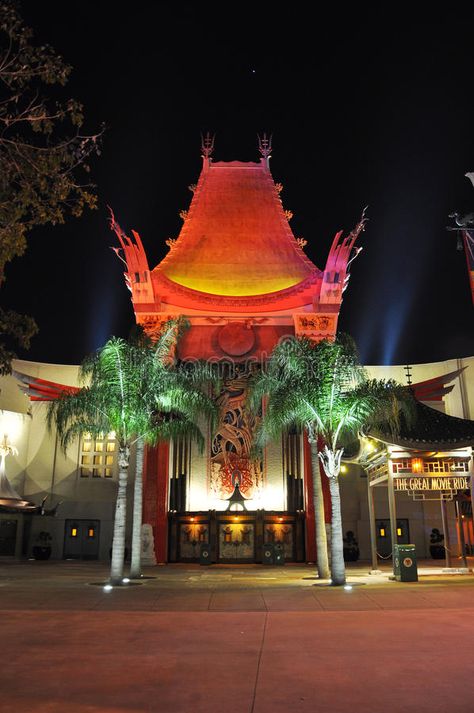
xmin=394 ymin=476 xmax=470 ymax=491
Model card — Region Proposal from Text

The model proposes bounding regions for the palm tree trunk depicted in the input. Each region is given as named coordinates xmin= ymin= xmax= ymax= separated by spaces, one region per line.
xmin=328 ymin=475 xmax=346 ymax=585
xmin=309 ymin=440 xmax=330 ymax=579
xmin=318 ymin=445 xmax=346 ymax=585
xmin=110 ymin=445 xmax=130 ymax=585
xmin=130 ymin=437 xmax=145 ymax=579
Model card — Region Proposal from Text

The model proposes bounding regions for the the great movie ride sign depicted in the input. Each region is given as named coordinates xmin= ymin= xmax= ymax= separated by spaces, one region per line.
xmin=394 ymin=475 xmax=471 ymax=492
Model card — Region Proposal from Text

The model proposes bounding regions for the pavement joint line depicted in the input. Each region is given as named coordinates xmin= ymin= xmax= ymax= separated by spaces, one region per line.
xmin=207 ymin=590 xmax=214 ymax=611
xmin=249 ymin=610 xmax=268 ymax=713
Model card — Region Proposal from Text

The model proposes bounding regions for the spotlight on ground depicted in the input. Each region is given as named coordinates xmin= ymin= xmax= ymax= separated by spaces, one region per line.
xmin=103 ymin=584 xmax=113 ymax=592
xmin=344 ymin=585 xmax=353 ymax=591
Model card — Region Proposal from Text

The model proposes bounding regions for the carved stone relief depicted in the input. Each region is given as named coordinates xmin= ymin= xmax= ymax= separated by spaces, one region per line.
xmin=210 ymin=371 xmax=263 ymax=501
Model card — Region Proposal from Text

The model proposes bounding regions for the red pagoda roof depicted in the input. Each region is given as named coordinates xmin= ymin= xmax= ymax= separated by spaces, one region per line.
xmin=154 ymin=159 xmax=319 ymax=298
xmin=111 ymin=148 xmax=365 ymax=315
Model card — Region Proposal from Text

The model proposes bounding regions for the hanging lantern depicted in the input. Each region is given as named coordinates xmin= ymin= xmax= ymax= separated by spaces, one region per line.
xmin=411 ymin=457 xmax=423 ymax=473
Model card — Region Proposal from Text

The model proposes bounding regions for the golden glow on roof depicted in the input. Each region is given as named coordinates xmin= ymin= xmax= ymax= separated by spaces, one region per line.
xmin=163 ymin=270 xmax=303 ymax=296
xmin=156 ymin=162 xmax=316 ymax=297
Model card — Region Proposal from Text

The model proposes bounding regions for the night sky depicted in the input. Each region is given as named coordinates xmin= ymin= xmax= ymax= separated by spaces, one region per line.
xmin=3 ymin=3 xmax=474 ymax=366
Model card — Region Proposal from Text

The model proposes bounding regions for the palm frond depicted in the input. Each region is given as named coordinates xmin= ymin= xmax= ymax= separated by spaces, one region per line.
xmin=252 ymin=332 xmax=416 ymax=452
xmin=49 ymin=323 xmax=217 ymax=454
xmin=154 ymin=417 xmax=206 ymax=453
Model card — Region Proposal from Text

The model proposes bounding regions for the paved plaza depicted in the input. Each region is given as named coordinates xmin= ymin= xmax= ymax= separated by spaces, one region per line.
xmin=1 ymin=560 xmax=474 ymax=712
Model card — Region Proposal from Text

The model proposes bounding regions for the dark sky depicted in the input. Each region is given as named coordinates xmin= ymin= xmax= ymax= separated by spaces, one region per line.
xmin=3 ymin=3 xmax=474 ymax=366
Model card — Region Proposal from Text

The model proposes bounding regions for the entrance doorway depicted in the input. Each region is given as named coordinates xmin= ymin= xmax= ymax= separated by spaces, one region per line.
xmin=376 ymin=518 xmax=410 ymax=558
xmin=218 ymin=521 xmax=255 ymax=562
xmin=0 ymin=519 xmax=17 ymax=555
xmin=64 ymin=519 xmax=100 ymax=560
xmin=169 ymin=511 xmax=305 ymax=563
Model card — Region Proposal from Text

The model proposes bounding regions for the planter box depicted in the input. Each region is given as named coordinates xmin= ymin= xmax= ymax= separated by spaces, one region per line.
xmin=32 ymin=546 xmax=51 ymax=561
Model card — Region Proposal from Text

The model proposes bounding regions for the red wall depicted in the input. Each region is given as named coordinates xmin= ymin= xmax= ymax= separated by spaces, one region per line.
xmin=143 ymin=442 xmax=169 ymax=564
xmin=303 ymin=434 xmax=332 ymax=563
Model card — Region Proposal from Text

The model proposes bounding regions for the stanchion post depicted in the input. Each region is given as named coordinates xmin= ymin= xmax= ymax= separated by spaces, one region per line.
xmin=440 ymin=497 xmax=452 ymax=569
xmin=387 ymin=461 xmax=398 ymax=575
xmin=367 ymin=474 xmax=379 ymax=572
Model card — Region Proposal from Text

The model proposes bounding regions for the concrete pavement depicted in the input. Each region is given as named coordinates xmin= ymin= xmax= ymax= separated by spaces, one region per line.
xmin=1 ymin=561 xmax=474 ymax=712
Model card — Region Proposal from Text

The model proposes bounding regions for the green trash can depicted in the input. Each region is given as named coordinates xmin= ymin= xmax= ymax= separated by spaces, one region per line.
xmin=394 ymin=544 xmax=418 ymax=582
xmin=199 ymin=543 xmax=211 ymax=565
xmin=263 ymin=543 xmax=275 ymax=565
xmin=274 ymin=542 xmax=285 ymax=566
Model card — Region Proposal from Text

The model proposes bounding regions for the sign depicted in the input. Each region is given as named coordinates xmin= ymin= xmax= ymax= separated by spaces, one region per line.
xmin=394 ymin=476 xmax=470 ymax=492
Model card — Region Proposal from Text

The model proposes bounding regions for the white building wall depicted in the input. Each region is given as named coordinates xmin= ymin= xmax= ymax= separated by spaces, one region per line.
xmin=366 ymin=356 xmax=474 ymax=419
xmin=187 ymin=417 xmax=210 ymax=511
xmin=0 ymin=360 xmax=125 ymax=559
xmin=262 ymin=439 xmax=286 ymax=511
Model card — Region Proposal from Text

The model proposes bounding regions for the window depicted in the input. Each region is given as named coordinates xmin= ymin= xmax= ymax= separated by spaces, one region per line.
xmin=223 ymin=527 xmax=232 ymax=544
xmin=80 ymin=432 xmax=116 ymax=478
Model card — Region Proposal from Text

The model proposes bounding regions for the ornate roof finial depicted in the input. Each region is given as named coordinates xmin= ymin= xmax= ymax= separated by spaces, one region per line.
xmin=201 ymin=132 xmax=215 ymax=160
xmin=258 ymin=132 xmax=272 ymax=165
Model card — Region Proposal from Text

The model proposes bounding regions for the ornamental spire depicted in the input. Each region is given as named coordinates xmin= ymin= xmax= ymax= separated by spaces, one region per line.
xmin=258 ymin=132 xmax=272 ymax=167
xmin=201 ymin=132 xmax=215 ymax=161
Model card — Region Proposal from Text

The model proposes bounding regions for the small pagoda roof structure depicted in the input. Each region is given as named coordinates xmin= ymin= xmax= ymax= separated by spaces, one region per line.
xmin=369 ymin=401 xmax=474 ymax=451
xmin=223 ymin=482 xmax=250 ymax=511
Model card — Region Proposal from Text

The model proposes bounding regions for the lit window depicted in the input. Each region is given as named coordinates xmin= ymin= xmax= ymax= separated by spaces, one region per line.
xmin=397 ymin=527 xmax=402 ymax=537
xmin=79 ymin=432 xmax=117 ymax=479
xmin=379 ymin=528 xmax=386 ymax=537
xmin=88 ymin=528 xmax=95 ymax=538
xmin=71 ymin=527 xmax=77 ymax=537
xmin=223 ymin=527 xmax=232 ymax=544
xmin=198 ymin=528 xmax=207 ymax=543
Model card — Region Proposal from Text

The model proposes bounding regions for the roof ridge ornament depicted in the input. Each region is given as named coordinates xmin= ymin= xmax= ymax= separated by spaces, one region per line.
xmin=201 ymin=131 xmax=215 ymax=160
xmin=257 ymin=132 xmax=272 ymax=167
xmin=446 ymin=173 xmax=474 ymax=306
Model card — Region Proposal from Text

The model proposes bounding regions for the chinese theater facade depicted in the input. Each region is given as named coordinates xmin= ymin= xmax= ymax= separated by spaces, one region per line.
xmin=112 ymin=138 xmax=364 ymax=564
xmin=1 ymin=142 xmax=473 ymax=566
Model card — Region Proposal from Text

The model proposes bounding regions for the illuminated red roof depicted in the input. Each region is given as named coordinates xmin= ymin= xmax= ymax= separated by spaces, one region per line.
xmin=111 ymin=153 xmax=365 ymax=315
xmin=153 ymin=159 xmax=319 ymax=297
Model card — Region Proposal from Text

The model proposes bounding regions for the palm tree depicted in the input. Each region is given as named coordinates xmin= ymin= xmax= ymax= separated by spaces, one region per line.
xmin=128 ymin=354 xmax=217 ymax=579
xmin=252 ymin=334 xmax=415 ymax=586
xmin=48 ymin=320 xmax=215 ymax=585
xmin=251 ymin=340 xmax=329 ymax=579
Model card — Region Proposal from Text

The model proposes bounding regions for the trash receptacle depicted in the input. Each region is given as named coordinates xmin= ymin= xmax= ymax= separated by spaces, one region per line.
xmin=394 ymin=544 xmax=418 ymax=582
xmin=199 ymin=543 xmax=211 ymax=565
xmin=274 ymin=542 xmax=285 ymax=566
xmin=263 ymin=543 xmax=275 ymax=565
